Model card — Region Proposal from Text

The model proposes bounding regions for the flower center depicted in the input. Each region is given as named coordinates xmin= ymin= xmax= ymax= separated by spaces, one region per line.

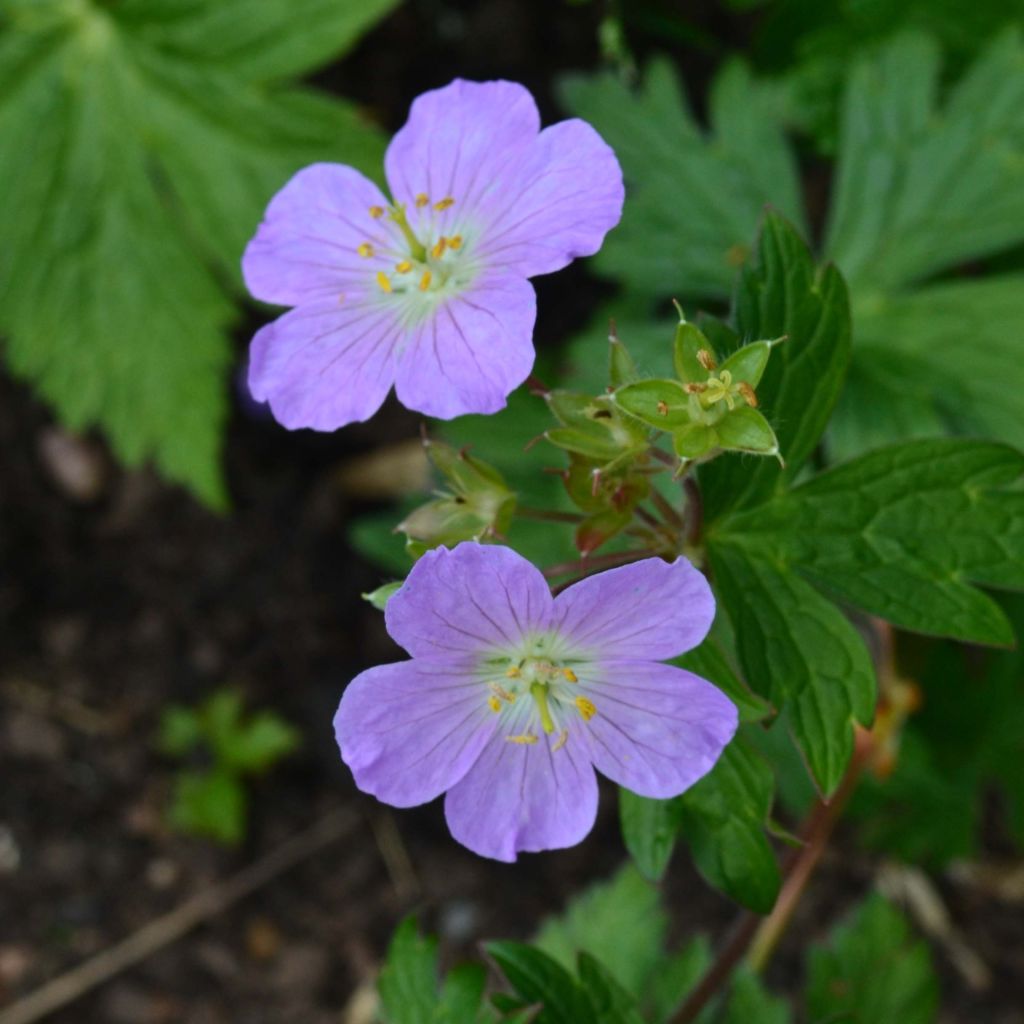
xmin=482 ymin=639 xmax=596 ymax=751
xmin=684 ymin=369 xmax=758 ymax=422
xmin=355 ymin=195 xmax=469 ymax=304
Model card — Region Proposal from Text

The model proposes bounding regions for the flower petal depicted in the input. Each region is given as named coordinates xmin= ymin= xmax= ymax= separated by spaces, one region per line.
xmin=552 ymin=557 xmax=715 ymax=660
xmin=386 ymin=542 xmax=553 ymax=658
xmin=335 ymin=658 xmax=498 ymax=808
xmin=243 ymin=163 xmax=399 ymax=307
xmin=393 ymin=274 xmax=536 ymax=419
xmin=577 ymin=660 xmax=737 ymax=799
xmin=444 ymin=727 xmax=598 ymax=861
xmin=384 ymin=80 xmax=540 ymax=213
xmin=473 ymin=119 xmax=624 ymax=278
xmin=248 ymin=297 xmax=401 ymax=430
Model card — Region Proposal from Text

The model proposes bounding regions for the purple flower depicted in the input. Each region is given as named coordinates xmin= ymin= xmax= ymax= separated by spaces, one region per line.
xmin=243 ymin=80 xmax=624 ymax=430
xmin=334 ymin=543 xmax=737 ymax=862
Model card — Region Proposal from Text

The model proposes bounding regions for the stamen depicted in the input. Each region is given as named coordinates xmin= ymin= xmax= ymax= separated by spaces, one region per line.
xmin=433 ymin=197 xmax=455 ymax=211
xmin=369 ymin=206 xmax=385 ymax=219
xmin=418 ymin=271 xmax=432 ymax=291
xmin=395 ymin=260 xmax=413 ymax=274
xmin=685 ymin=382 xmax=707 ymax=394
xmin=738 ymin=382 xmax=758 ymax=407
xmin=387 ymin=204 xmax=428 ymax=263
xmin=448 ymin=235 xmax=463 ymax=250
xmin=376 ymin=271 xmax=392 ymax=294
xmin=697 ymin=348 xmax=717 ymax=371
xmin=562 ymin=668 xmax=578 ymax=683
xmin=551 ymin=729 xmax=569 ymax=752
xmin=505 ymin=666 xmax=521 ymax=679
xmin=488 ymin=695 xmax=502 ymax=713
xmin=489 ymin=682 xmax=516 ymax=703
xmin=415 ymin=193 xmax=430 ymax=208
xmin=506 ymin=733 xmax=538 ymax=745
xmin=575 ymin=696 xmax=597 ymax=721
xmin=657 ymin=401 xmax=669 ymax=416
xmin=431 ymin=237 xmax=447 ymax=259
xmin=357 ymin=242 xmax=375 ymax=258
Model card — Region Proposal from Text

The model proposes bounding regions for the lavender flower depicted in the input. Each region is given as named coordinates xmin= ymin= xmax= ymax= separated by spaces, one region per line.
xmin=335 ymin=543 xmax=737 ymax=862
xmin=243 ymin=80 xmax=624 ymax=430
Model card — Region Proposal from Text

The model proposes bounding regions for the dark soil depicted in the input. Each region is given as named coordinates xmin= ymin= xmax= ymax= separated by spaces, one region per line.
xmin=2 ymin=3 xmax=1023 ymax=1022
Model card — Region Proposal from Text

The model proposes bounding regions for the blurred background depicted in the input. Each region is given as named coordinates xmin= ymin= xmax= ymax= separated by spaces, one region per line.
xmin=2 ymin=1 xmax=1024 ymax=1021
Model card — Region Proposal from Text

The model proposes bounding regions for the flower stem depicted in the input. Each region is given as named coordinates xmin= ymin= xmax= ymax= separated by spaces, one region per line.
xmin=650 ymin=487 xmax=685 ymax=531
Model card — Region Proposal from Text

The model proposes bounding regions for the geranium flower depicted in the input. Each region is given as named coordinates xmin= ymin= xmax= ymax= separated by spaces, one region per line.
xmin=334 ymin=543 xmax=737 ymax=862
xmin=243 ymin=80 xmax=624 ymax=430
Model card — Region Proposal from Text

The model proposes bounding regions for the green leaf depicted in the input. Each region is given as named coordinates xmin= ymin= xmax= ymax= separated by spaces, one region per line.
xmin=806 ymin=894 xmax=938 ymax=1024
xmin=708 ymin=543 xmax=876 ymax=793
xmin=534 ymin=865 xmax=664 ymax=999
xmin=724 ymin=440 xmax=1024 ymax=646
xmin=558 ymin=58 xmax=804 ymax=299
xmin=436 ymin=963 xmax=487 ymax=1024
xmin=223 ymin=711 xmax=300 ymax=774
xmin=576 ymin=955 xmax=646 ymax=1024
xmin=614 ymin=379 xmax=692 ymax=429
xmin=673 ymin=423 xmax=718 ymax=459
xmin=157 ymin=705 xmax=202 ymax=757
xmin=647 ymin=939 xmax=711 ymax=1024
xmin=677 ymin=635 xmax=774 ymax=725
xmin=379 ymin=918 xmax=440 ymax=1024
xmin=833 ymin=275 xmax=1024 ymax=459
xmin=619 ymin=790 xmax=686 ymax=884
xmin=699 ymin=212 xmax=852 ymax=521
xmin=825 ymin=30 xmax=1024 ymax=294
xmin=363 ymin=581 xmax=403 ymax=610
xmin=167 ymin=768 xmax=247 ymax=845
xmin=677 ymin=736 xmax=781 ymax=912
xmin=487 ymin=942 xmax=593 ymax=1024
xmin=721 ymin=971 xmax=791 ymax=1024
xmin=715 ymin=406 xmax=779 ymax=455
xmin=0 ymin=1 xmax=390 ymax=503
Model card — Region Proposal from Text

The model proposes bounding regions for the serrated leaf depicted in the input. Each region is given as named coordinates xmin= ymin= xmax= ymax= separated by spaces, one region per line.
xmin=559 ymin=58 xmax=804 ymax=299
xmin=825 ymin=30 xmax=1024 ymax=294
xmin=708 ymin=544 xmax=876 ymax=793
xmin=534 ymin=864 xmax=664 ymax=999
xmin=699 ymin=213 xmax=852 ymax=521
xmin=724 ymin=440 xmax=1024 ymax=646
xmin=806 ymin=894 xmax=938 ymax=1024
xmin=677 ymin=736 xmax=781 ymax=912
xmin=0 ymin=2 xmax=390 ymax=503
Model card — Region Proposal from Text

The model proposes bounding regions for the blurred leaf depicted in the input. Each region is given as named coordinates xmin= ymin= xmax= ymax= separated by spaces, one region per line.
xmin=699 ymin=212 xmax=852 ymax=522
xmin=221 ymin=711 xmax=300 ymax=773
xmin=832 ymin=275 xmax=1024 ymax=460
xmin=167 ymin=768 xmax=247 ymax=845
xmin=826 ymin=31 xmax=1024 ymax=294
xmin=647 ymin=939 xmax=711 ymax=1024
xmin=363 ymin=580 xmax=403 ymax=610
xmin=535 ymin=864 xmax=664 ymax=999
xmin=559 ymin=59 xmax=804 ymax=299
xmin=805 ymin=894 xmax=939 ymax=1024
xmin=157 ymin=705 xmax=202 ymax=757
xmin=0 ymin=0 xmax=390 ymax=503
xmin=436 ymin=964 xmax=488 ymax=1024
xmin=576 ymin=955 xmax=646 ymax=1024
xmin=720 ymin=970 xmax=791 ymax=1023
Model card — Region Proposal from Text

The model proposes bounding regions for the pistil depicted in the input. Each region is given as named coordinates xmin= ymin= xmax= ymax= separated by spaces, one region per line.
xmin=387 ymin=204 xmax=428 ymax=263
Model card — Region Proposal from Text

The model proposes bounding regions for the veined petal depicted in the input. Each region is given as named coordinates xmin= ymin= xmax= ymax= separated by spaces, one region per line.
xmin=248 ymin=297 xmax=401 ymax=431
xmin=473 ymin=119 xmax=624 ymax=278
xmin=552 ymin=557 xmax=715 ymax=660
xmin=444 ymin=726 xmax=598 ymax=861
xmin=393 ymin=274 xmax=536 ymax=419
xmin=243 ymin=164 xmax=400 ymax=307
xmin=335 ymin=658 xmax=498 ymax=808
xmin=384 ymin=80 xmax=540 ymax=214
xmin=576 ymin=660 xmax=737 ymax=799
xmin=386 ymin=542 xmax=553 ymax=658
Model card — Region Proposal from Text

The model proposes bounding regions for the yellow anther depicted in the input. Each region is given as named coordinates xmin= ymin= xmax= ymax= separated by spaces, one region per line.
xmin=489 ymin=682 xmax=516 ymax=703
xmin=575 ymin=696 xmax=597 ymax=721
xmin=415 ymin=193 xmax=430 ymax=208
xmin=433 ymin=197 xmax=455 ymax=211
xmin=431 ymin=237 xmax=448 ymax=259
xmin=357 ymin=242 xmax=375 ymax=258
xmin=448 ymin=235 xmax=463 ymax=250
xmin=418 ymin=270 xmax=432 ymax=291
xmin=488 ymin=695 xmax=502 ymax=713
xmin=395 ymin=260 xmax=413 ymax=274
xmin=506 ymin=733 xmax=538 ymax=745
xmin=562 ymin=668 xmax=578 ymax=683
xmin=738 ymin=382 xmax=758 ymax=407
xmin=505 ymin=666 xmax=521 ymax=678
xmin=369 ymin=206 xmax=385 ymax=219
xmin=376 ymin=271 xmax=392 ymax=294
xmin=697 ymin=348 xmax=717 ymax=371
xmin=551 ymin=729 xmax=569 ymax=752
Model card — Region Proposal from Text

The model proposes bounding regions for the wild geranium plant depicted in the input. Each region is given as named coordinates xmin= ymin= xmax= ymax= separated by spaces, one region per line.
xmin=248 ymin=71 xmax=1024 ymax=1023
